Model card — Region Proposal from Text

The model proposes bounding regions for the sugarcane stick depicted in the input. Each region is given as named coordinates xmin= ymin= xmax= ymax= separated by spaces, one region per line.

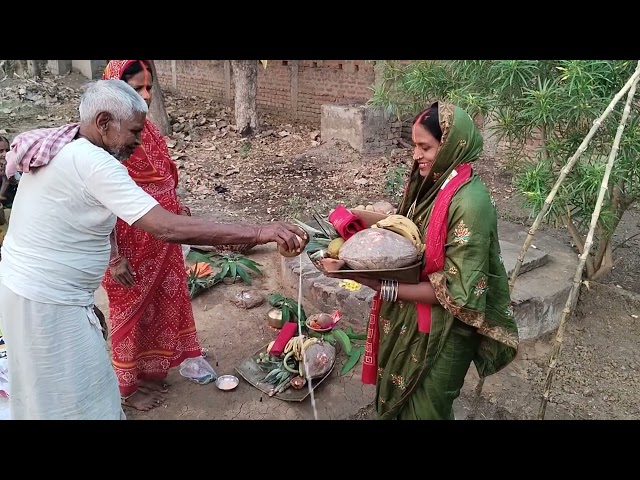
xmin=538 ymin=62 xmax=640 ymax=420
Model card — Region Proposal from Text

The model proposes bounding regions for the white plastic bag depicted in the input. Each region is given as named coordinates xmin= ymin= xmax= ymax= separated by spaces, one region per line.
xmin=179 ymin=356 xmax=218 ymax=385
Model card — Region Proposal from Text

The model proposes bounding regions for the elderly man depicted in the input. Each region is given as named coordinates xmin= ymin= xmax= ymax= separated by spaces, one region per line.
xmin=0 ymin=79 xmax=306 ymax=420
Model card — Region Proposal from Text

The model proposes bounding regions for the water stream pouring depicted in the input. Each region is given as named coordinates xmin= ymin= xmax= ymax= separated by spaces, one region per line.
xmin=297 ymin=254 xmax=319 ymax=420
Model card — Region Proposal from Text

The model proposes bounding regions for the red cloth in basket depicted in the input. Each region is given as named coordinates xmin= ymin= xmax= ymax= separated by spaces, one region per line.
xmin=328 ymin=205 xmax=367 ymax=241
xmin=268 ymin=322 xmax=299 ymax=356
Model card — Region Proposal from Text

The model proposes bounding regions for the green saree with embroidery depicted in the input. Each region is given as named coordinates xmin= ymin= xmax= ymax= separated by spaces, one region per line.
xmin=365 ymin=102 xmax=519 ymax=420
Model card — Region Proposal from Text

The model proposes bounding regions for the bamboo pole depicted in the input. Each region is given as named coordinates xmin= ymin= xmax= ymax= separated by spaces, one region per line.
xmin=508 ymin=64 xmax=640 ymax=292
xmin=538 ymin=62 xmax=640 ymax=420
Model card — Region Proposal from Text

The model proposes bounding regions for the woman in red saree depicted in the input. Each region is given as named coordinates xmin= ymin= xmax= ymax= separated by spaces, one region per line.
xmin=101 ymin=60 xmax=203 ymax=411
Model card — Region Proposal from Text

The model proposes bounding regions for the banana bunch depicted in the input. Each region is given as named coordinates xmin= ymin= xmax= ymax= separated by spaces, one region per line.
xmin=284 ymin=335 xmax=319 ymax=361
xmin=283 ymin=335 xmax=302 ymax=359
xmin=372 ymin=214 xmax=424 ymax=254
xmin=302 ymin=336 xmax=319 ymax=353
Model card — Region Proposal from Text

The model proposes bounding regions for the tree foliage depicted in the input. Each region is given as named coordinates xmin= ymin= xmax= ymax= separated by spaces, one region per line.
xmin=370 ymin=60 xmax=640 ymax=280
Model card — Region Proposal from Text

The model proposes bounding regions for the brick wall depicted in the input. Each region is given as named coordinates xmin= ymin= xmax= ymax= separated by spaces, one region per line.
xmin=155 ymin=60 xmax=226 ymax=101
xmin=297 ymin=60 xmax=375 ymax=122
xmin=154 ymin=60 xmax=376 ymax=125
xmin=257 ymin=61 xmax=291 ymax=118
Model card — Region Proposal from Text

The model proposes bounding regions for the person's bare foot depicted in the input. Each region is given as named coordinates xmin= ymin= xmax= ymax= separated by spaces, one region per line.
xmin=121 ymin=389 xmax=164 ymax=411
xmin=139 ymin=379 xmax=169 ymax=393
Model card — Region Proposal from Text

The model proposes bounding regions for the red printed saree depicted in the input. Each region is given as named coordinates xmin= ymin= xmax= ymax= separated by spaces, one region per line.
xmin=101 ymin=60 xmax=201 ymax=396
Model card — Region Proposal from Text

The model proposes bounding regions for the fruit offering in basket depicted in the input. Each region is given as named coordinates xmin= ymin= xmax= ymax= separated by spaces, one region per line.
xmin=307 ymin=310 xmax=341 ymax=332
xmin=333 ymin=215 xmax=425 ymax=271
xmin=259 ymin=334 xmax=336 ymax=396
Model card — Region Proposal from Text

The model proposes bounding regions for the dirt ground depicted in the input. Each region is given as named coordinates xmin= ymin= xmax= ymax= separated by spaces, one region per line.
xmin=2 ymin=69 xmax=640 ymax=420
xmin=93 ymin=246 xmax=376 ymax=420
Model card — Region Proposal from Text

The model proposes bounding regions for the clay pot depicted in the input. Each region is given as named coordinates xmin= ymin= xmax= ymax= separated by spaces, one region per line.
xmin=290 ymin=376 xmax=306 ymax=389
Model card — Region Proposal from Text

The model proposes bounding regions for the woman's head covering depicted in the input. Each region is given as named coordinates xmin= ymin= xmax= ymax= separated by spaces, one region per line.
xmin=399 ymin=101 xmax=484 ymax=220
xmin=102 ymin=60 xmax=151 ymax=81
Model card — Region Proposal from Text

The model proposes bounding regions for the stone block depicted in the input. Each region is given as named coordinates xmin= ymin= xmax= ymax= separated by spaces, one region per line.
xmin=47 ymin=60 xmax=71 ymax=75
xmin=320 ymin=103 xmax=400 ymax=154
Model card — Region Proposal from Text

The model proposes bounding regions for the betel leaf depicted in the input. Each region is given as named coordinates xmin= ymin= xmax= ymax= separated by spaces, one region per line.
xmin=333 ymin=329 xmax=352 ymax=355
xmin=268 ymin=293 xmax=284 ymax=306
xmin=322 ymin=332 xmax=336 ymax=345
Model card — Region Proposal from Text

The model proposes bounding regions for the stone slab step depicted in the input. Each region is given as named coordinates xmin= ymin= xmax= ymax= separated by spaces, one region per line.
xmin=499 ymin=239 xmax=549 ymax=277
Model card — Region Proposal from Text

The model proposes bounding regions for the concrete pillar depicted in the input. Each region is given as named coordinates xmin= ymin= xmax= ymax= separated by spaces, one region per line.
xmin=224 ymin=60 xmax=232 ymax=105
xmin=71 ymin=60 xmax=107 ymax=79
xmin=48 ymin=60 xmax=71 ymax=75
xmin=374 ymin=60 xmax=386 ymax=90
xmin=290 ymin=60 xmax=299 ymax=120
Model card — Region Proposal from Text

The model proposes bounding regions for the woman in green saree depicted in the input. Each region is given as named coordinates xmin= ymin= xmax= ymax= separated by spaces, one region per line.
xmin=329 ymin=101 xmax=519 ymax=420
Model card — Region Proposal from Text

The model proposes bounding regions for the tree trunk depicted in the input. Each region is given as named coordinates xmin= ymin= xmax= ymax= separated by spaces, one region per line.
xmin=15 ymin=60 xmax=28 ymax=77
xmin=148 ymin=60 xmax=172 ymax=136
xmin=231 ymin=60 xmax=259 ymax=137
xmin=0 ymin=60 xmax=9 ymax=77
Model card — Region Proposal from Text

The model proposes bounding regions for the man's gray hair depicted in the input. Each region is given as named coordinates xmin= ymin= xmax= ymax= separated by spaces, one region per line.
xmin=78 ymin=79 xmax=148 ymax=126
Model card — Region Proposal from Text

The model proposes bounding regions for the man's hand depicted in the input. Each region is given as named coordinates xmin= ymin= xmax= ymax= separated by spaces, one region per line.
xmin=110 ymin=257 xmax=136 ymax=287
xmin=255 ymin=221 xmax=308 ymax=253
xmin=133 ymin=205 xmax=309 ymax=249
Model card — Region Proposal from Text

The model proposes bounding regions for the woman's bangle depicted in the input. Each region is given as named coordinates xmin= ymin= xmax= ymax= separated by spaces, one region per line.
xmin=109 ymin=254 xmax=122 ymax=267
xmin=380 ymin=279 xmax=399 ymax=302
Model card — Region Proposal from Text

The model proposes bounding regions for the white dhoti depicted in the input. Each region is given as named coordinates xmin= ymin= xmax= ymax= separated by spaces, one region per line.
xmin=0 ymin=282 xmax=125 ymax=420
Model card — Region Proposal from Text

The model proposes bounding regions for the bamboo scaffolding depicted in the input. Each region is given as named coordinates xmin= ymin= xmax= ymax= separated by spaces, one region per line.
xmin=538 ymin=64 xmax=640 ymax=420
xmin=470 ymin=61 xmax=640 ymax=420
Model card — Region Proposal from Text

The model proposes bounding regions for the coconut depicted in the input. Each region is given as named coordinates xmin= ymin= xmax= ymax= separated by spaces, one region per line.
xmin=338 ymin=228 xmax=418 ymax=270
